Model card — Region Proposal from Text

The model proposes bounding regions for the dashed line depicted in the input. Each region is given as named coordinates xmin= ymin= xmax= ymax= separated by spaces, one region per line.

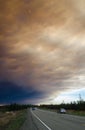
xmin=31 ymin=109 xmax=52 ymax=130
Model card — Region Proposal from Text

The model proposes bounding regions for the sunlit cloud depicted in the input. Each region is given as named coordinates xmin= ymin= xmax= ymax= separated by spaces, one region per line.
xmin=0 ymin=0 xmax=85 ymax=104
xmin=53 ymin=88 xmax=85 ymax=104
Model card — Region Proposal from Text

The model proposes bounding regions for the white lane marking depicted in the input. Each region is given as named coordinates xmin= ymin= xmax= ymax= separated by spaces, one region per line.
xmin=31 ymin=109 xmax=52 ymax=130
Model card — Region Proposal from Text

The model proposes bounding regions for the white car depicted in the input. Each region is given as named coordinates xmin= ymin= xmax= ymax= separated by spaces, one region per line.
xmin=59 ymin=108 xmax=66 ymax=114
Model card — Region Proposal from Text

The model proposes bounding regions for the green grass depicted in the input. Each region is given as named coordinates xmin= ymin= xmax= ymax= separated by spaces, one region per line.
xmin=6 ymin=110 xmax=27 ymax=130
xmin=68 ymin=110 xmax=85 ymax=116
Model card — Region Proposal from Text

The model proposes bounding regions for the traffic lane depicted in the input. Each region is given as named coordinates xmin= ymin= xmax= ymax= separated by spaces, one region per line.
xmin=57 ymin=112 xmax=85 ymax=124
xmin=31 ymin=110 xmax=51 ymax=130
xmin=37 ymin=109 xmax=85 ymax=125
xmin=31 ymin=109 xmax=85 ymax=130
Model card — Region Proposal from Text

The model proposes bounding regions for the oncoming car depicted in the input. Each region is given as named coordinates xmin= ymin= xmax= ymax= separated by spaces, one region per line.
xmin=32 ymin=107 xmax=36 ymax=110
xmin=32 ymin=107 xmax=37 ymax=110
xmin=59 ymin=108 xmax=66 ymax=114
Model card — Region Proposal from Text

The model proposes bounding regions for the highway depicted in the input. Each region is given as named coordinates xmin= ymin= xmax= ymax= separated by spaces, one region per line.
xmin=20 ymin=109 xmax=85 ymax=130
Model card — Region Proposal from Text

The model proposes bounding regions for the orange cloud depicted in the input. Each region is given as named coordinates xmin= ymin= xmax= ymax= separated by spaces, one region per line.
xmin=0 ymin=0 xmax=85 ymax=104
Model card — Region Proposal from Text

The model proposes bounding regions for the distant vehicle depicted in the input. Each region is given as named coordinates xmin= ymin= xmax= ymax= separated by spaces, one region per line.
xmin=32 ymin=107 xmax=36 ymax=110
xmin=59 ymin=108 xmax=66 ymax=114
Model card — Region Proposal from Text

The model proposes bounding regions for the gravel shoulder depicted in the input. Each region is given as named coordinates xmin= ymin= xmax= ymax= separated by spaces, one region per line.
xmin=20 ymin=109 xmax=38 ymax=130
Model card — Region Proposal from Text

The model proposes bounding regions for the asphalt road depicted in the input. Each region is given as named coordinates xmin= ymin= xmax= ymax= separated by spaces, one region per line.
xmin=20 ymin=109 xmax=85 ymax=130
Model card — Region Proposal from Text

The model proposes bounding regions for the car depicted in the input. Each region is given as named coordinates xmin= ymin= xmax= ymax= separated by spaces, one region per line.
xmin=59 ymin=108 xmax=66 ymax=114
xmin=32 ymin=107 xmax=36 ymax=110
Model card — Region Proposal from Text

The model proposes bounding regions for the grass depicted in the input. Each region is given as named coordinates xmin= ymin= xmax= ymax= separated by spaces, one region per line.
xmin=0 ymin=110 xmax=27 ymax=130
xmin=68 ymin=110 xmax=85 ymax=116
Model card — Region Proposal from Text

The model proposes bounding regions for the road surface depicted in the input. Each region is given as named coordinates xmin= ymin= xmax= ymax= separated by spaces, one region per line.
xmin=20 ymin=109 xmax=85 ymax=130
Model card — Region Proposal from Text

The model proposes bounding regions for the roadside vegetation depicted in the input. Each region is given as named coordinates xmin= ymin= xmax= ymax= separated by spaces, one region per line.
xmin=6 ymin=110 xmax=26 ymax=130
xmin=0 ymin=110 xmax=27 ymax=130
xmin=67 ymin=110 xmax=85 ymax=116
xmin=0 ymin=104 xmax=31 ymax=130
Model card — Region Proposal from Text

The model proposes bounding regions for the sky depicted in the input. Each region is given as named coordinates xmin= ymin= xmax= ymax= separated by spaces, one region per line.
xmin=0 ymin=0 xmax=85 ymax=105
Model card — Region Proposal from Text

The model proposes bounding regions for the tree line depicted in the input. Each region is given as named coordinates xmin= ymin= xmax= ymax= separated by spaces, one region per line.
xmin=40 ymin=100 xmax=85 ymax=111
xmin=0 ymin=103 xmax=33 ymax=112
xmin=0 ymin=97 xmax=85 ymax=112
